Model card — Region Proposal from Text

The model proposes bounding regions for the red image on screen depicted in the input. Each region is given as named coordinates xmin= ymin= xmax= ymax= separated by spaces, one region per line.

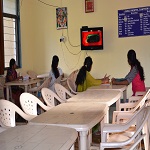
xmin=82 ymin=31 xmax=102 ymax=46
xmin=80 ymin=27 xmax=103 ymax=50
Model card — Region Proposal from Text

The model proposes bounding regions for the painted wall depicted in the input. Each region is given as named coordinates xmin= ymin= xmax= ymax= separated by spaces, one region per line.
xmin=20 ymin=0 xmax=150 ymax=97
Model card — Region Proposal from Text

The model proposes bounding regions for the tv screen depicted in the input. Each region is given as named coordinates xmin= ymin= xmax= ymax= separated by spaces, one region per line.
xmin=80 ymin=27 xmax=103 ymax=50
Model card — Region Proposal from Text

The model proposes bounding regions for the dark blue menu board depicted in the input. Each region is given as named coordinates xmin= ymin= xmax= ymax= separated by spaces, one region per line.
xmin=118 ymin=6 xmax=150 ymax=38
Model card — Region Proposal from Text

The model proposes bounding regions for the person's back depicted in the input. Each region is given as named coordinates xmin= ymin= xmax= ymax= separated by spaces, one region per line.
xmin=77 ymin=71 xmax=102 ymax=92
xmin=132 ymin=71 xmax=145 ymax=95
xmin=49 ymin=55 xmax=63 ymax=91
xmin=111 ymin=49 xmax=146 ymax=96
xmin=76 ymin=56 xmax=109 ymax=92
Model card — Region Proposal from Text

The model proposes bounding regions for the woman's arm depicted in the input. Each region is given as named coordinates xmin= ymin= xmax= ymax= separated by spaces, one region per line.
xmin=111 ymin=78 xmax=129 ymax=85
xmin=112 ymin=67 xmax=137 ymax=85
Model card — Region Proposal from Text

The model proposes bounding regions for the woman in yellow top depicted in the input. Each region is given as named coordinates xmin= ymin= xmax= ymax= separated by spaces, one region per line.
xmin=76 ymin=56 xmax=110 ymax=92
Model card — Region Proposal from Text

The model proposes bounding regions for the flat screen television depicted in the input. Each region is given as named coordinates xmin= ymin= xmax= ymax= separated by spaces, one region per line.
xmin=80 ymin=26 xmax=103 ymax=50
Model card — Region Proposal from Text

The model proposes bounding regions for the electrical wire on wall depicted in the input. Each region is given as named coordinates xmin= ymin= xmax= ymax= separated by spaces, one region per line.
xmin=37 ymin=0 xmax=59 ymax=7
xmin=64 ymin=42 xmax=81 ymax=55
xmin=61 ymin=42 xmax=82 ymax=70
xmin=36 ymin=0 xmax=83 ymax=70
xmin=21 ymin=0 xmax=85 ymax=70
xmin=66 ymin=28 xmax=80 ymax=48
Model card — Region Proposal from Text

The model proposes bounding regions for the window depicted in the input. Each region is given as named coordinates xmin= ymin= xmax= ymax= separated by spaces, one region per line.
xmin=2 ymin=0 xmax=21 ymax=69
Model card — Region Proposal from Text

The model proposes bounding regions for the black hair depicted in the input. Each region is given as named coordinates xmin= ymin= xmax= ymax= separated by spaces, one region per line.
xmin=51 ymin=55 xmax=60 ymax=78
xmin=75 ymin=56 xmax=93 ymax=86
xmin=127 ymin=49 xmax=145 ymax=81
xmin=9 ymin=58 xmax=16 ymax=69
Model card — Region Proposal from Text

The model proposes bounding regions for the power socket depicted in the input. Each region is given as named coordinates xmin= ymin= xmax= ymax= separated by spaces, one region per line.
xmin=60 ymin=36 xmax=65 ymax=42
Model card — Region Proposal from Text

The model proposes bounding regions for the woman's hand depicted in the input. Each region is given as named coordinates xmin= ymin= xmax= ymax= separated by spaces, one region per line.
xmin=102 ymin=74 xmax=110 ymax=84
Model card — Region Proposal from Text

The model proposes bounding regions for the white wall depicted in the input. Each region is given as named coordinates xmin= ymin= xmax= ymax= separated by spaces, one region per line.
xmin=20 ymin=0 xmax=150 ymax=97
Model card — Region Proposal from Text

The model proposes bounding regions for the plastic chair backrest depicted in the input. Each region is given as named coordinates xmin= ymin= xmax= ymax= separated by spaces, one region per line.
xmin=0 ymin=99 xmax=35 ymax=127
xmin=29 ymin=77 xmax=51 ymax=93
xmin=41 ymin=88 xmax=65 ymax=106
xmin=49 ymin=76 xmax=62 ymax=92
xmin=120 ymin=89 xmax=150 ymax=112
xmin=20 ymin=92 xmax=53 ymax=115
xmin=132 ymin=89 xmax=150 ymax=112
xmin=37 ymin=77 xmax=51 ymax=91
xmin=67 ymin=70 xmax=78 ymax=94
xmin=27 ymin=70 xmax=37 ymax=79
xmin=101 ymin=106 xmax=150 ymax=150
xmin=54 ymin=83 xmax=74 ymax=101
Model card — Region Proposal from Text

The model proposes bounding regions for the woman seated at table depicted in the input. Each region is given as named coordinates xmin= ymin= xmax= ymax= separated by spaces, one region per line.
xmin=49 ymin=55 xmax=64 ymax=91
xmin=5 ymin=58 xmax=24 ymax=107
xmin=111 ymin=49 xmax=146 ymax=96
xmin=75 ymin=56 xmax=110 ymax=92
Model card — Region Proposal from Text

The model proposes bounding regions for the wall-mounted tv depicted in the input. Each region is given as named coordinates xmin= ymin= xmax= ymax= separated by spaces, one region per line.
xmin=80 ymin=26 xmax=103 ymax=50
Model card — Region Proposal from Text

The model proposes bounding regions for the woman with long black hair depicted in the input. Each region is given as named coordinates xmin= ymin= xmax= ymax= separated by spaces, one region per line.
xmin=76 ymin=56 xmax=110 ymax=92
xmin=111 ymin=49 xmax=146 ymax=95
xmin=49 ymin=55 xmax=64 ymax=91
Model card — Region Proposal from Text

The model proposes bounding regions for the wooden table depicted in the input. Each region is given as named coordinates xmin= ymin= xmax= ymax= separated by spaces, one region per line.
xmin=87 ymin=84 xmax=127 ymax=102
xmin=0 ymin=125 xmax=78 ymax=150
xmin=5 ymin=78 xmax=42 ymax=100
xmin=29 ymin=102 xmax=107 ymax=150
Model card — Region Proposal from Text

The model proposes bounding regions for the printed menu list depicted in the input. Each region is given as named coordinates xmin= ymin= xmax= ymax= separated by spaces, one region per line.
xmin=118 ymin=6 xmax=150 ymax=38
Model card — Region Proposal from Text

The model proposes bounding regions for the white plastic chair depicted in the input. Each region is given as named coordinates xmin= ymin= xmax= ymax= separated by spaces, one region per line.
xmin=20 ymin=92 xmax=53 ymax=115
xmin=27 ymin=70 xmax=37 ymax=79
xmin=41 ymin=88 xmax=65 ymax=106
xmin=111 ymin=90 xmax=150 ymax=150
xmin=67 ymin=70 xmax=78 ymax=94
xmin=54 ymin=83 xmax=74 ymax=101
xmin=91 ymin=106 xmax=150 ymax=150
xmin=37 ymin=73 xmax=49 ymax=79
xmin=113 ymin=89 xmax=150 ymax=124
xmin=0 ymin=99 xmax=35 ymax=129
xmin=135 ymin=87 xmax=150 ymax=96
xmin=49 ymin=75 xmax=62 ymax=92
xmin=28 ymin=77 xmax=51 ymax=96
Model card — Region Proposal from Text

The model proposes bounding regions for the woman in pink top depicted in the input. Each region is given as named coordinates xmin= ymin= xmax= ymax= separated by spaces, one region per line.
xmin=111 ymin=49 xmax=146 ymax=96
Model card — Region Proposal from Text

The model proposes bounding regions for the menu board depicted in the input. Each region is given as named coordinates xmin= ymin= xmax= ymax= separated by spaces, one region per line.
xmin=118 ymin=6 xmax=150 ymax=38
